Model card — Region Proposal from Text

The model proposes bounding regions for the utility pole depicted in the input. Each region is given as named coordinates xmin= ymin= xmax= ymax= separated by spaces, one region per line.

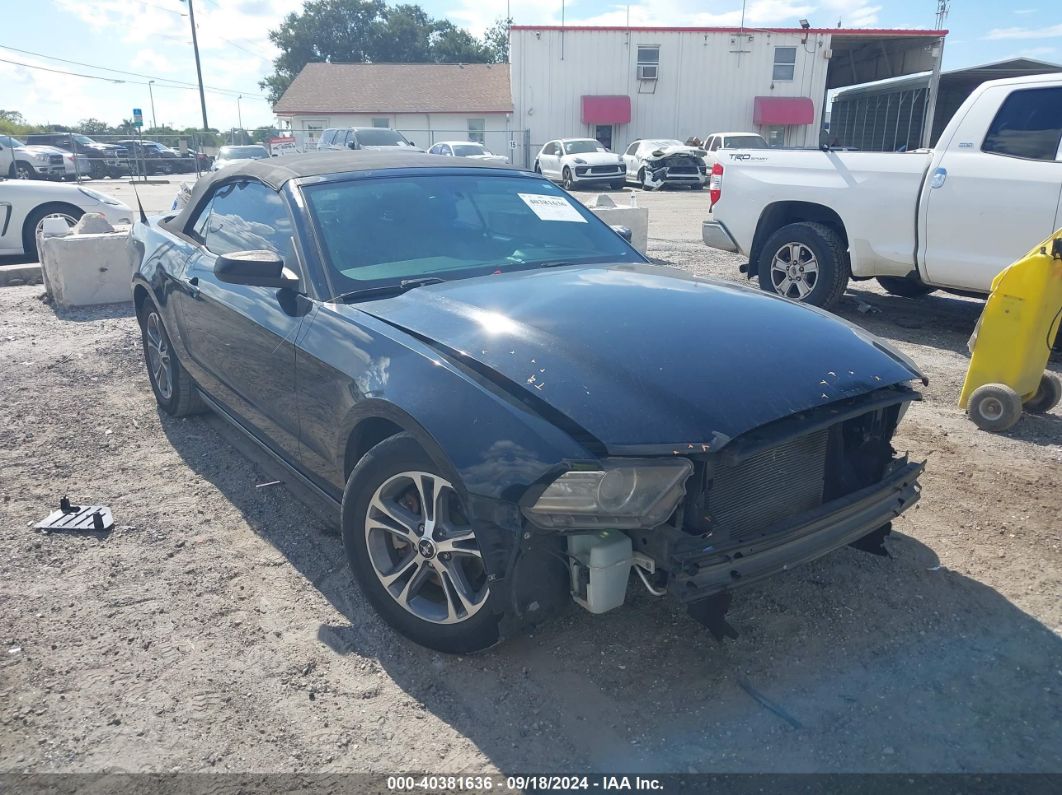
xmin=183 ymin=0 xmax=209 ymax=131
xmin=237 ymin=94 xmax=243 ymax=131
xmin=148 ymin=80 xmax=157 ymax=130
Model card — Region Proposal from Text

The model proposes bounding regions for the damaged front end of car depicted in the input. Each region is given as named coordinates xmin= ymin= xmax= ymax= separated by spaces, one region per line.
xmin=513 ymin=385 xmax=923 ymax=639
xmin=642 ymin=146 xmax=709 ymax=189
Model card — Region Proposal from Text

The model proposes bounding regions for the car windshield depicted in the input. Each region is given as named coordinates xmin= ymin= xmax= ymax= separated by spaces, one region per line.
xmin=73 ymin=135 xmax=95 ymax=145
xmin=354 ymin=129 xmax=409 ymax=147
xmin=1 ymin=135 xmax=26 ymax=147
xmin=219 ymin=145 xmax=269 ymax=160
xmin=303 ymin=174 xmax=640 ymax=293
xmin=452 ymin=143 xmax=487 ymax=157
xmin=721 ymin=135 xmax=768 ymax=149
xmin=564 ymin=140 xmax=605 ymax=154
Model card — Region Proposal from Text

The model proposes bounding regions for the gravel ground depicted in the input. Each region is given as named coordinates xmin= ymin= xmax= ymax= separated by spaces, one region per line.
xmin=0 ymin=188 xmax=1060 ymax=775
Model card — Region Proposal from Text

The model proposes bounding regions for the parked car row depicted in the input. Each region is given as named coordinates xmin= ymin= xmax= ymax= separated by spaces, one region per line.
xmin=1 ymin=135 xmax=92 ymax=181
xmin=3 ymin=133 xmax=213 ymax=180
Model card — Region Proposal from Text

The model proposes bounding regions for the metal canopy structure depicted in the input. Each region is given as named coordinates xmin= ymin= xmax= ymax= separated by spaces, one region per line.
xmin=826 ymin=31 xmax=944 ymax=90
xmin=830 ymin=58 xmax=1062 ymax=151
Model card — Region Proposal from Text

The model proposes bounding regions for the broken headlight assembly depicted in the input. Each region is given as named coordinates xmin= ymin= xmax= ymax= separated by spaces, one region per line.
xmin=523 ymin=459 xmax=693 ymax=530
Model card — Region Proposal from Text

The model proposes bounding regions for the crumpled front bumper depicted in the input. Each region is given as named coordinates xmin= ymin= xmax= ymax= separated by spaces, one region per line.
xmin=669 ymin=458 xmax=924 ymax=602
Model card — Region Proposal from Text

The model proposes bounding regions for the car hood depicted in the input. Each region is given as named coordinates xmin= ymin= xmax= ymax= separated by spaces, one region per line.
xmin=20 ymin=145 xmax=66 ymax=157
xmin=563 ymin=151 xmax=620 ymax=165
xmin=356 ymin=264 xmax=922 ymax=453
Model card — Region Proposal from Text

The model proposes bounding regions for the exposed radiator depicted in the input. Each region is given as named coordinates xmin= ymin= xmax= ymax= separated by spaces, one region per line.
xmin=705 ymin=429 xmax=829 ymax=541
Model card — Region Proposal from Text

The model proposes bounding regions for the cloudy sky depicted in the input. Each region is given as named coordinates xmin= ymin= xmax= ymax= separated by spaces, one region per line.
xmin=2 ymin=0 xmax=1059 ymax=131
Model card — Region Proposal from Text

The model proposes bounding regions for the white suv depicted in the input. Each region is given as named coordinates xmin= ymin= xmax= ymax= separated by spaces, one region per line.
xmin=534 ymin=138 xmax=625 ymax=191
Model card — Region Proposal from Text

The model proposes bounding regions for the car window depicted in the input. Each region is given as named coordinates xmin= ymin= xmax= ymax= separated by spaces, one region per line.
xmin=625 ymin=142 xmax=640 ymax=156
xmin=982 ymin=86 xmax=1062 ymax=161
xmin=564 ymin=140 xmax=605 ymax=155
xmin=353 ymin=128 xmax=408 ymax=146
xmin=720 ymin=135 xmax=768 ymax=150
xmin=452 ymin=144 xmax=485 ymax=156
xmin=191 ymin=181 xmax=296 ymax=266
xmin=302 ymin=174 xmax=640 ymax=291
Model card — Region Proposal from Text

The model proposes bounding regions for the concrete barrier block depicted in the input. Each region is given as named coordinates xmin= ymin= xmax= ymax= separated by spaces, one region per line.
xmin=587 ymin=201 xmax=649 ymax=254
xmin=39 ymin=230 xmax=135 ymax=308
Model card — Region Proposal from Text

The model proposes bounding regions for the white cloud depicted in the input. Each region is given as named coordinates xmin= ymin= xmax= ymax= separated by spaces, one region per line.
xmin=986 ymin=23 xmax=1062 ymax=40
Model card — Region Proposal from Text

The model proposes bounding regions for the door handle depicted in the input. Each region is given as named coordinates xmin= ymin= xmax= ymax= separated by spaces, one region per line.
xmin=185 ymin=276 xmax=200 ymax=299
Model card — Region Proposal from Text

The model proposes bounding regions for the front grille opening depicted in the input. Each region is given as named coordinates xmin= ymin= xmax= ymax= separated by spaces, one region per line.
xmin=685 ymin=404 xmax=901 ymax=545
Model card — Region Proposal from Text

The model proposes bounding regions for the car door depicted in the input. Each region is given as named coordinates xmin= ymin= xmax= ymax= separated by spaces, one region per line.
xmin=171 ymin=179 xmax=306 ymax=457
xmin=921 ymin=84 xmax=1062 ymax=291
xmin=539 ymin=142 xmax=559 ymax=177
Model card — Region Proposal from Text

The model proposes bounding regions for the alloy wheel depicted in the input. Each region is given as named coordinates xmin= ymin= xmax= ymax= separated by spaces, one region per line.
xmin=34 ymin=213 xmax=79 ymax=239
xmin=364 ymin=470 xmax=488 ymax=625
xmin=144 ymin=312 xmax=174 ymax=400
xmin=770 ymin=242 xmax=820 ymax=300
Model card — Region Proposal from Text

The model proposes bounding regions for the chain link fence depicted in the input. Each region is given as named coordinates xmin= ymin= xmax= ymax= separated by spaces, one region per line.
xmin=15 ymin=131 xmax=218 ymax=182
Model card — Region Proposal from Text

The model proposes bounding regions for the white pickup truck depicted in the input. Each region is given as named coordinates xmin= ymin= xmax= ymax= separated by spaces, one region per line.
xmin=702 ymin=72 xmax=1062 ymax=310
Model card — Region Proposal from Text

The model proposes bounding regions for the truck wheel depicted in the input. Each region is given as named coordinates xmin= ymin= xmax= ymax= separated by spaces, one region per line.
xmin=14 ymin=161 xmax=36 ymax=180
xmin=89 ymin=161 xmax=106 ymax=180
xmin=1023 ymin=372 xmax=1061 ymax=414
xmin=341 ymin=433 xmax=500 ymax=654
xmin=877 ymin=276 xmax=935 ymax=298
xmin=967 ymin=383 xmax=1023 ymax=432
xmin=758 ymin=222 xmax=849 ymax=310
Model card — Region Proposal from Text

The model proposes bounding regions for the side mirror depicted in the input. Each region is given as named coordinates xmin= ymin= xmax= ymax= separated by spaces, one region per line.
xmin=214 ymin=250 xmax=299 ymax=290
xmin=611 ymin=225 xmax=633 ymax=242
xmin=347 ymin=140 xmax=358 ymax=150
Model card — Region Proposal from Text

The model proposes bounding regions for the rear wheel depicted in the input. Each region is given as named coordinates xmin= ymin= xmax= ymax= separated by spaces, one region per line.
xmin=967 ymin=383 xmax=1023 ymax=432
xmin=342 ymin=434 xmax=499 ymax=653
xmin=1023 ymin=372 xmax=1062 ymax=414
xmin=877 ymin=276 xmax=936 ymax=298
xmin=89 ymin=160 xmax=106 ymax=180
xmin=22 ymin=204 xmax=83 ymax=261
xmin=758 ymin=222 xmax=849 ymax=310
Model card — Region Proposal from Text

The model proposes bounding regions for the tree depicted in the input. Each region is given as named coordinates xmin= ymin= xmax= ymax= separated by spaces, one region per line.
xmin=260 ymin=0 xmax=496 ymax=105
xmin=78 ymin=118 xmax=111 ymax=136
xmin=481 ymin=17 xmax=511 ymax=63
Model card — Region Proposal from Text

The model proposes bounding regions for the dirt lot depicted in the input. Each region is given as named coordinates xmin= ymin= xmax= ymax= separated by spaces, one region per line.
xmin=1 ymin=188 xmax=1060 ymax=774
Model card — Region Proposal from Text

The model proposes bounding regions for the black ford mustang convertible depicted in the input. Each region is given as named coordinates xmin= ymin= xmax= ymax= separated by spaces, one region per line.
xmin=131 ymin=152 xmax=925 ymax=652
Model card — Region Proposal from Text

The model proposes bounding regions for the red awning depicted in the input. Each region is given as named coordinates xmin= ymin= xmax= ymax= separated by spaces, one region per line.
xmin=581 ymin=95 xmax=632 ymax=125
xmin=753 ymin=96 xmax=815 ymax=125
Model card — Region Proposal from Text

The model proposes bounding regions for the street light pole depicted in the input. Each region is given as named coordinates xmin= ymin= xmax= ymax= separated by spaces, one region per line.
xmin=237 ymin=94 xmax=243 ymax=131
xmin=148 ymin=80 xmax=157 ymax=130
xmin=182 ymin=0 xmax=210 ymax=131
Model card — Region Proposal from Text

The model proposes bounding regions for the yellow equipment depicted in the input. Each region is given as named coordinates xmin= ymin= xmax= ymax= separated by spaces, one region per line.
xmin=959 ymin=230 xmax=1062 ymax=432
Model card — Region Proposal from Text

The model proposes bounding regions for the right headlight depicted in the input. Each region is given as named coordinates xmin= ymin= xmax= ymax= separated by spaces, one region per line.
xmin=523 ymin=458 xmax=693 ymax=530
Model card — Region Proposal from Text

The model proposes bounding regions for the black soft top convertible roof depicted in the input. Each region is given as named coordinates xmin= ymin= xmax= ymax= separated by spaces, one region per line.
xmin=166 ymin=151 xmax=522 ymax=233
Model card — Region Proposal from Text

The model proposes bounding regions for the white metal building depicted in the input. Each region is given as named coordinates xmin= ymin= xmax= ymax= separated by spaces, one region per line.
xmin=510 ymin=25 xmax=946 ymax=156
xmin=273 ymin=63 xmax=515 ymax=155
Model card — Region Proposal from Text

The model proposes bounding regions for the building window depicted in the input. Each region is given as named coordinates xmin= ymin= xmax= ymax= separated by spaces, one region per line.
xmin=468 ymin=118 xmax=485 ymax=144
xmin=763 ymin=126 xmax=786 ymax=147
xmin=637 ymin=45 xmax=659 ymax=80
xmin=371 ymin=118 xmax=390 ymax=128
xmin=773 ymin=47 xmax=796 ymax=81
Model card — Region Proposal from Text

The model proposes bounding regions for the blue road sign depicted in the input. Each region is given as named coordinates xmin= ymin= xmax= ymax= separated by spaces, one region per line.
xmin=133 ymin=108 xmax=143 ymax=128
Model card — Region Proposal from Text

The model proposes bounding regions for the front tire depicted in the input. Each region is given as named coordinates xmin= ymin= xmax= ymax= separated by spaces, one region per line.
xmin=138 ymin=304 xmax=206 ymax=417
xmin=14 ymin=161 xmax=36 ymax=180
xmin=562 ymin=167 xmax=575 ymax=191
xmin=341 ymin=434 xmax=499 ymax=653
xmin=610 ymin=180 xmax=625 ymax=190
xmin=758 ymin=222 xmax=849 ymax=310
xmin=877 ymin=276 xmax=936 ymax=298
xmin=967 ymin=383 xmax=1023 ymax=432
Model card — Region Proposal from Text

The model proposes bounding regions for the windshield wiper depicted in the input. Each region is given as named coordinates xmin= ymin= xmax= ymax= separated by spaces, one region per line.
xmin=333 ymin=277 xmax=445 ymax=304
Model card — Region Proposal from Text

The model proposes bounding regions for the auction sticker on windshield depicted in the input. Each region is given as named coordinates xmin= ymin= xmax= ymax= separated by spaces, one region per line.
xmin=519 ymin=193 xmax=587 ymax=223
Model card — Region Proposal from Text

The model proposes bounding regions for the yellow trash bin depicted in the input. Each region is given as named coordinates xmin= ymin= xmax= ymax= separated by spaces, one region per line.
xmin=959 ymin=230 xmax=1062 ymax=432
